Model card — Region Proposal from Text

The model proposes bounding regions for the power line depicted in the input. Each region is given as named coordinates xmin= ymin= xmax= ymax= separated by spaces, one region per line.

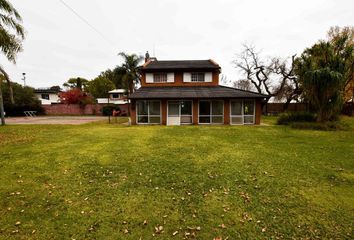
xmin=58 ymin=0 xmax=113 ymax=45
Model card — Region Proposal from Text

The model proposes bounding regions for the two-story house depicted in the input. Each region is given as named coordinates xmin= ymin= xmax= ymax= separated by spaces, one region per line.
xmin=129 ymin=57 xmax=269 ymax=125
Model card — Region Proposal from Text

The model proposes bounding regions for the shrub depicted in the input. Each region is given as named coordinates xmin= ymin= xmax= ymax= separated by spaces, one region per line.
xmin=101 ymin=104 xmax=121 ymax=116
xmin=277 ymin=112 xmax=316 ymax=125
xmin=4 ymin=104 xmax=44 ymax=116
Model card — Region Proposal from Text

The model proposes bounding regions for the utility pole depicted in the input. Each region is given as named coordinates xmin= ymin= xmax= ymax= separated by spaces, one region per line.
xmin=0 ymin=80 xmax=5 ymax=126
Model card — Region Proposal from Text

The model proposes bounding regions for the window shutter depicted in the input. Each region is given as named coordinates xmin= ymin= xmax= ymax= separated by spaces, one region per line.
xmin=205 ymin=72 xmax=212 ymax=82
xmin=167 ymin=73 xmax=174 ymax=82
xmin=183 ymin=72 xmax=191 ymax=82
xmin=146 ymin=73 xmax=153 ymax=83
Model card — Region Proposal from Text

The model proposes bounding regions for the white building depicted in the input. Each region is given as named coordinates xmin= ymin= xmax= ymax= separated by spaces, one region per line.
xmin=96 ymin=89 xmax=129 ymax=104
xmin=34 ymin=88 xmax=61 ymax=105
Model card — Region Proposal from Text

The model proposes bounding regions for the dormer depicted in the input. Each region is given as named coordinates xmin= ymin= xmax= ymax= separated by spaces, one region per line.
xmin=139 ymin=59 xmax=221 ymax=87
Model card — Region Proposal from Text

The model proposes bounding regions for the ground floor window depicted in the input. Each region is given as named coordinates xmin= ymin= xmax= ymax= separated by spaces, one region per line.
xmin=199 ymin=100 xmax=224 ymax=124
xmin=230 ymin=99 xmax=255 ymax=124
xmin=136 ymin=100 xmax=161 ymax=124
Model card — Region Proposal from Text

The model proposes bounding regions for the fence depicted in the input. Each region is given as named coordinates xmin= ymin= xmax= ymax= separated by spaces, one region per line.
xmin=42 ymin=104 xmax=129 ymax=116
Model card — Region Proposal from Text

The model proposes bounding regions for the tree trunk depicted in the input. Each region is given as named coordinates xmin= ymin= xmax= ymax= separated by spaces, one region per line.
xmin=0 ymin=66 xmax=15 ymax=104
xmin=283 ymin=97 xmax=292 ymax=112
xmin=0 ymin=81 xmax=5 ymax=125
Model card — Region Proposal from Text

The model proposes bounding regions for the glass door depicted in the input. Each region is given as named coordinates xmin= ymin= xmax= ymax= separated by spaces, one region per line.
xmin=167 ymin=101 xmax=180 ymax=125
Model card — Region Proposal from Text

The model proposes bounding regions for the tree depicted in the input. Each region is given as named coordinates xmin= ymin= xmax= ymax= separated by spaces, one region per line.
xmin=59 ymin=88 xmax=93 ymax=106
xmin=295 ymin=41 xmax=347 ymax=122
xmin=0 ymin=0 xmax=25 ymax=124
xmin=234 ymin=44 xmax=301 ymax=110
xmin=327 ymin=26 xmax=354 ymax=102
xmin=233 ymin=79 xmax=253 ymax=91
xmin=98 ymin=67 xmax=127 ymax=89
xmin=118 ymin=52 xmax=143 ymax=94
xmin=87 ymin=76 xmax=115 ymax=99
xmin=63 ymin=77 xmax=89 ymax=91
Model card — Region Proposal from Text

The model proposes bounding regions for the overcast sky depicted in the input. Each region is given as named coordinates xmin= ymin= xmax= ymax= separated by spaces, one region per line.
xmin=2 ymin=0 xmax=353 ymax=88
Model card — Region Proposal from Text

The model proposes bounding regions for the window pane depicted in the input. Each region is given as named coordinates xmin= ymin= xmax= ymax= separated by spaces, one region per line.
xmin=168 ymin=101 xmax=179 ymax=116
xmin=244 ymin=116 xmax=254 ymax=124
xmin=180 ymin=101 xmax=192 ymax=115
xmin=212 ymin=101 xmax=223 ymax=115
xmin=149 ymin=116 xmax=160 ymax=124
xmin=153 ymin=73 xmax=167 ymax=83
xmin=191 ymin=73 xmax=205 ymax=82
xmin=231 ymin=100 xmax=242 ymax=115
xmin=181 ymin=116 xmax=192 ymax=124
xmin=212 ymin=116 xmax=223 ymax=124
xmin=137 ymin=101 xmax=148 ymax=115
xmin=231 ymin=116 xmax=243 ymax=124
xmin=199 ymin=116 xmax=210 ymax=123
xmin=244 ymin=100 xmax=254 ymax=115
xmin=199 ymin=101 xmax=210 ymax=115
xmin=149 ymin=101 xmax=160 ymax=115
xmin=137 ymin=116 xmax=148 ymax=123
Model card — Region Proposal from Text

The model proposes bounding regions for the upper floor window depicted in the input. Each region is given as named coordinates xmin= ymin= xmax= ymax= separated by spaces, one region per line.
xmin=41 ymin=93 xmax=49 ymax=100
xmin=191 ymin=73 xmax=205 ymax=82
xmin=153 ymin=73 xmax=167 ymax=83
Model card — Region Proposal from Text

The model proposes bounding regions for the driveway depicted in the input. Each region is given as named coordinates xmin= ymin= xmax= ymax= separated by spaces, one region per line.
xmin=4 ymin=116 xmax=108 ymax=125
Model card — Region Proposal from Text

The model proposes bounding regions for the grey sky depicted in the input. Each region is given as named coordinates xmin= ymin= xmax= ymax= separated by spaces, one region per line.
xmin=2 ymin=0 xmax=354 ymax=88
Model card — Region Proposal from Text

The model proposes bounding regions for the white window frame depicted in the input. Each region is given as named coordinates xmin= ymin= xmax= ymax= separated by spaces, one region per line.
xmin=198 ymin=100 xmax=224 ymax=124
xmin=191 ymin=72 xmax=205 ymax=82
xmin=230 ymin=99 xmax=256 ymax=125
xmin=136 ymin=100 xmax=161 ymax=124
xmin=167 ymin=100 xmax=193 ymax=125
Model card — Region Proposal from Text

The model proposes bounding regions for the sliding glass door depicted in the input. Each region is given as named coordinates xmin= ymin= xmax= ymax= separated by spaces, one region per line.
xmin=167 ymin=100 xmax=192 ymax=125
xmin=199 ymin=100 xmax=224 ymax=124
xmin=230 ymin=99 xmax=255 ymax=124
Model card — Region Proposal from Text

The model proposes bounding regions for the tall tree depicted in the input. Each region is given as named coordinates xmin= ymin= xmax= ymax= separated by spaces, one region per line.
xmin=98 ymin=67 xmax=127 ymax=89
xmin=118 ymin=52 xmax=143 ymax=94
xmin=0 ymin=0 xmax=25 ymax=124
xmin=87 ymin=76 xmax=115 ymax=98
xmin=63 ymin=77 xmax=89 ymax=91
xmin=295 ymin=41 xmax=347 ymax=122
xmin=234 ymin=44 xmax=300 ymax=110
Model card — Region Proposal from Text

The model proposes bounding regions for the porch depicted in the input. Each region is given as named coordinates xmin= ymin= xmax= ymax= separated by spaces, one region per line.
xmin=130 ymin=98 xmax=262 ymax=125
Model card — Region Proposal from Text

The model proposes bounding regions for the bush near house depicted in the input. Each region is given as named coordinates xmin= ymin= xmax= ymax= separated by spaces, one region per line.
xmin=101 ymin=104 xmax=121 ymax=116
xmin=276 ymin=112 xmax=316 ymax=125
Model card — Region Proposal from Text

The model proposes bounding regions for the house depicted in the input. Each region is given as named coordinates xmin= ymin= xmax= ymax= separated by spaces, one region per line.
xmin=34 ymin=88 xmax=61 ymax=105
xmin=96 ymin=89 xmax=128 ymax=105
xmin=129 ymin=57 xmax=269 ymax=125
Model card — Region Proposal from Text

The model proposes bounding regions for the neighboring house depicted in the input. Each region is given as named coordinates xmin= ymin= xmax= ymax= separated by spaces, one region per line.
xmin=96 ymin=89 xmax=129 ymax=104
xmin=129 ymin=57 xmax=269 ymax=125
xmin=34 ymin=88 xmax=61 ymax=105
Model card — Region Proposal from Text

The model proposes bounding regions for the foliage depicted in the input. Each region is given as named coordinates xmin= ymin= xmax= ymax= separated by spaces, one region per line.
xmin=277 ymin=111 xmax=316 ymax=125
xmin=63 ymin=77 xmax=89 ymax=91
xmin=118 ymin=52 xmax=143 ymax=94
xmin=98 ymin=67 xmax=127 ymax=89
xmin=327 ymin=26 xmax=354 ymax=102
xmin=289 ymin=121 xmax=350 ymax=131
xmin=49 ymin=85 xmax=61 ymax=92
xmin=59 ymin=88 xmax=93 ymax=106
xmin=86 ymin=76 xmax=115 ymax=99
xmin=101 ymin=104 xmax=120 ymax=116
xmin=0 ymin=80 xmax=43 ymax=116
xmin=0 ymin=121 xmax=353 ymax=239
xmin=295 ymin=41 xmax=348 ymax=122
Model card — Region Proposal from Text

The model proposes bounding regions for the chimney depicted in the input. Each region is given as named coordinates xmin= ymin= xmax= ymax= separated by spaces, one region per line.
xmin=145 ymin=51 xmax=150 ymax=62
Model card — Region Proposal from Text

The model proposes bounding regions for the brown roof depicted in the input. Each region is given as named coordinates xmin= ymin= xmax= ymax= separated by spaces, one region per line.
xmin=129 ymin=86 xmax=269 ymax=99
xmin=141 ymin=60 xmax=220 ymax=71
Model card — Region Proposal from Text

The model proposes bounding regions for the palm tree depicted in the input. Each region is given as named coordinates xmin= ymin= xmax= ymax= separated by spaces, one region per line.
xmin=118 ymin=52 xmax=143 ymax=95
xmin=0 ymin=0 xmax=25 ymax=125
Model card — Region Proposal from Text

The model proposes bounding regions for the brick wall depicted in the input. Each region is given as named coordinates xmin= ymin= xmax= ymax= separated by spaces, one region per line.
xmin=43 ymin=104 xmax=129 ymax=116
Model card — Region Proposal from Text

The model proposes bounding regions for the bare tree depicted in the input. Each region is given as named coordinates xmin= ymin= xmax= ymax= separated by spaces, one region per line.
xmin=234 ymin=44 xmax=301 ymax=110
xmin=233 ymin=79 xmax=253 ymax=91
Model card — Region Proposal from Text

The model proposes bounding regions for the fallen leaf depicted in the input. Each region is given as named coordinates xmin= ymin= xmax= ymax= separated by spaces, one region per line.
xmin=172 ymin=230 xmax=178 ymax=236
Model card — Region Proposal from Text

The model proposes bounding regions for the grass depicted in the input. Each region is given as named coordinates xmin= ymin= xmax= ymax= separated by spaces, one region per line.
xmin=0 ymin=117 xmax=353 ymax=239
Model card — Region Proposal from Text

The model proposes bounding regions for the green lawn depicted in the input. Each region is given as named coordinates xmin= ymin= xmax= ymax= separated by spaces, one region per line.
xmin=0 ymin=117 xmax=353 ymax=239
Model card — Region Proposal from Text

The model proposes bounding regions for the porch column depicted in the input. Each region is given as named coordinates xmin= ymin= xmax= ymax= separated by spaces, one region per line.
xmin=130 ymin=100 xmax=136 ymax=125
xmin=224 ymin=99 xmax=230 ymax=125
xmin=192 ymin=99 xmax=198 ymax=125
xmin=255 ymin=99 xmax=262 ymax=125
xmin=161 ymin=99 xmax=167 ymax=125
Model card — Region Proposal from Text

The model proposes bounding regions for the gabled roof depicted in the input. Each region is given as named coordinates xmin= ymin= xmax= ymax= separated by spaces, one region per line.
xmin=34 ymin=88 xmax=61 ymax=94
xmin=140 ymin=59 xmax=221 ymax=71
xmin=129 ymin=85 xmax=269 ymax=99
